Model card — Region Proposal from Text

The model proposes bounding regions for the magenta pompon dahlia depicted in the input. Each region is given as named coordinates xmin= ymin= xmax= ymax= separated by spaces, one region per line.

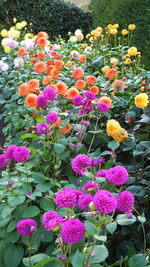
xmin=0 ymin=154 xmax=8 ymax=168
xmin=96 ymin=169 xmax=108 ymax=177
xmin=82 ymin=181 xmax=100 ymax=192
xmin=78 ymin=193 xmax=93 ymax=210
xmin=36 ymin=122 xmax=50 ymax=135
xmin=106 ymin=165 xmax=128 ymax=186
xmin=98 ymin=102 xmax=110 ymax=113
xmin=45 ymin=112 xmax=58 ymax=124
xmin=5 ymin=144 xmax=17 ymax=160
xmin=117 ymin=190 xmax=135 ymax=217
xmin=55 ymin=187 xmax=77 ymax=208
xmin=13 ymin=146 xmax=30 ymax=162
xmin=43 ymin=86 xmax=56 ymax=101
xmin=16 ymin=219 xmax=37 ymax=236
xmin=71 ymin=154 xmax=92 ymax=175
xmin=61 ymin=219 xmax=85 ymax=245
xmin=37 ymin=95 xmax=48 ymax=108
xmin=93 ymin=190 xmax=117 ymax=215
xmin=42 ymin=211 xmax=63 ymax=231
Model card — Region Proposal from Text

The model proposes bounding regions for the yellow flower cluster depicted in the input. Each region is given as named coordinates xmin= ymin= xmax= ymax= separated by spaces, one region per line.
xmin=106 ymin=119 xmax=128 ymax=142
xmin=135 ymin=93 xmax=149 ymax=109
xmin=0 ymin=19 xmax=28 ymax=39
xmin=122 ymin=47 xmax=141 ymax=64
xmin=86 ymin=27 xmax=103 ymax=43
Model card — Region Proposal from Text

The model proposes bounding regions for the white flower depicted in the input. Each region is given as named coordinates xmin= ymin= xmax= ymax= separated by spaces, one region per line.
xmin=69 ymin=36 xmax=77 ymax=43
xmin=70 ymin=50 xmax=80 ymax=59
xmin=75 ymin=29 xmax=82 ymax=36
xmin=1 ymin=63 xmax=9 ymax=71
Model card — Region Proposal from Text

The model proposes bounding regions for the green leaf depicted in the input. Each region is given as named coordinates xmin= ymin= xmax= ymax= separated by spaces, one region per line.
xmin=107 ymin=140 xmax=120 ymax=150
xmin=8 ymin=195 xmax=26 ymax=207
xmin=54 ymin=143 xmax=65 ymax=154
xmin=33 ymin=257 xmax=56 ymax=267
xmin=23 ymin=254 xmax=49 ymax=267
xmin=137 ymin=215 xmax=146 ymax=224
xmin=0 ymin=217 xmax=11 ymax=228
xmin=4 ymin=245 xmax=24 ymax=267
xmin=85 ymin=221 xmax=98 ymax=236
xmin=40 ymin=198 xmax=54 ymax=211
xmin=22 ymin=206 xmax=40 ymax=218
xmin=116 ymin=214 xmax=136 ymax=226
xmin=94 ymin=235 xmax=107 ymax=242
xmin=5 ymin=231 xmax=20 ymax=243
xmin=89 ymin=245 xmax=108 ymax=264
xmin=71 ymin=250 xmax=85 ymax=267
xmin=128 ymin=254 xmax=147 ymax=267
xmin=7 ymin=220 xmax=18 ymax=233
xmin=106 ymin=222 xmax=117 ymax=234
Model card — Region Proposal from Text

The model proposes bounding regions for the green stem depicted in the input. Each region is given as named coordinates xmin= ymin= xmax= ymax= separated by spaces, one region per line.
xmin=28 ymin=236 xmax=32 ymax=267
xmin=133 ymin=208 xmax=146 ymax=251
xmin=84 ymin=215 xmax=105 ymax=267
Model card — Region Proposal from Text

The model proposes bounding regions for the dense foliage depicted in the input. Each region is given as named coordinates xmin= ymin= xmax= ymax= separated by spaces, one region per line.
xmin=0 ymin=21 xmax=150 ymax=267
xmin=0 ymin=0 xmax=92 ymax=40
xmin=89 ymin=0 xmax=150 ymax=68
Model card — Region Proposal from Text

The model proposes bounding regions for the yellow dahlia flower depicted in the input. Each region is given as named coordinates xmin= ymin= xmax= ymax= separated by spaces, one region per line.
xmin=13 ymin=18 xmax=17 ymax=23
xmin=101 ymin=66 xmax=110 ymax=73
xmin=106 ymin=119 xmax=121 ymax=136
xmin=122 ymin=29 xmax=128 ymax=35
xmin=128 ymin=24 xmax=136 ymax=31
xmin=96 ymin=27 xmax=103 ymax=33
xmin=113 ymin=24 xmax=119 ymax=29
xmin=110 ymin=29 xmax=118 ymax=35
xmin=4 ymin=46 xmax=11 ymax=52
xmin=113 ymin=128 xmax=128 ymax=142
xmin=125 ymin=58 xmax=131 ymax=64
xmin=128 ymin=47 xmax=138 ymax=56
xmin=1 ymin=29 xmax=8 ymax=37
xmin=110 ymin=57 xmax=118 ymax=66
xmin=16 ymin=23 xmax=23 ymax=30
xmin=135 ymin=93 xmax=149 ymax=109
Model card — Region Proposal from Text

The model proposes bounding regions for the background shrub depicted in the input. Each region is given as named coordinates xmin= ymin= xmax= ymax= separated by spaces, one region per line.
xmin=0 ymin=0 xmax=93 ymax=39
xmin=90 ymin=0 xmax=150 ymax=68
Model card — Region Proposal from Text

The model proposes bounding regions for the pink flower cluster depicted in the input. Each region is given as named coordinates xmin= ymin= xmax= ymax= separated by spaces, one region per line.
xmin=0 ymin=144 xmax=30 ymax=168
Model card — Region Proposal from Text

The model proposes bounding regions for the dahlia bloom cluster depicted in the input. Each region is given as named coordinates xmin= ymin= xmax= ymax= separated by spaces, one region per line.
xmin=37 ymin=86 xmax=57 ymax=108
xmin=0 ymin=145 xmax=30 ymax=167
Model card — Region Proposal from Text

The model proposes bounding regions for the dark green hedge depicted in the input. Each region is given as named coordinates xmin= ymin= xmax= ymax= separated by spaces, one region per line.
xmin=0 ymin=0 xmax=93 ymax=39
xmin=89 ymin=0 xmax=150 ymax=68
